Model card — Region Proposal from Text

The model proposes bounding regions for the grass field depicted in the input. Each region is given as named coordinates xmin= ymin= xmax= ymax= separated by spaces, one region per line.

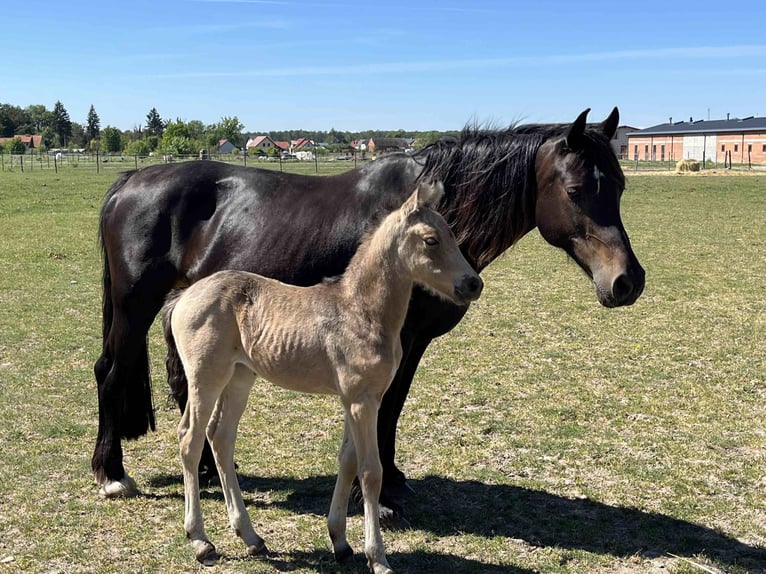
xmin=0 ymin=166 xmax=764 ymax=573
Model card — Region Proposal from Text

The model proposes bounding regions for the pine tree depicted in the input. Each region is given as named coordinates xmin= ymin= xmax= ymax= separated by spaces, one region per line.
xmin=145 ymin=107 xmax=165 ymax=138
xmin=86 ymin=105 xmax=100 ymax=143
xmin=51 ymin=100 xmax=72 ymax=147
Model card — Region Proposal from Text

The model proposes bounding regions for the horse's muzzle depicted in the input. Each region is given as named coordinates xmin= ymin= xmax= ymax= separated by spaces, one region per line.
xmin=454 ymin=274 xmax=484 ymax=304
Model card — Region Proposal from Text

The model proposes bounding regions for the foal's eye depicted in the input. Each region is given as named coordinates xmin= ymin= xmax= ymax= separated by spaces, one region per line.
xmin=424 ymin=237 xmax=439 ymax=246
xmin=566 ymin=186 xmax=581 ymax=198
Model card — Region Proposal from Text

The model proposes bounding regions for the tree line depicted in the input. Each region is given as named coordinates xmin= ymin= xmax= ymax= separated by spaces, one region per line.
xmin=0 ymin=100 xmax=460 ymax=156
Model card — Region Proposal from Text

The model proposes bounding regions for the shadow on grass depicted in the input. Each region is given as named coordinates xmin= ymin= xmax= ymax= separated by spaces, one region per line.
xmin=234 ymin=547 xmax=530 ymax=574
xmin=147 ymin=472 xmax=765 ymax=572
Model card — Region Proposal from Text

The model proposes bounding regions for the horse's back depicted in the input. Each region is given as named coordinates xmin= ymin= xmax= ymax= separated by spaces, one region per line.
xmin=101 ymin=159 xmax=421 ymax=292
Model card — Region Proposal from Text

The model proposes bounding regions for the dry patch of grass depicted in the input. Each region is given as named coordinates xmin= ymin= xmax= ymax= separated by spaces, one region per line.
xmin=1 ymin=170 xmax=764 ymax=573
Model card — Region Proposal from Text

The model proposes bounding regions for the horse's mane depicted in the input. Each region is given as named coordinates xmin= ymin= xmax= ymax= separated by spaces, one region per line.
xmin=413 ymin=124 xmax=549 ymax=270
xmin=414 ymin=122 xmax=614 ymax=270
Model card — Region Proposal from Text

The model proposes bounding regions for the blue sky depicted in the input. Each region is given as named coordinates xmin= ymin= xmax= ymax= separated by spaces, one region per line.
xmin=3 ymin=0 xmax=765 ymax=132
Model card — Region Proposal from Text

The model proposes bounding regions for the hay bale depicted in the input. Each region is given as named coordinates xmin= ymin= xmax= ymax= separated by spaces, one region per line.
xmin=676 ymin=159 xmax=700 ymax=173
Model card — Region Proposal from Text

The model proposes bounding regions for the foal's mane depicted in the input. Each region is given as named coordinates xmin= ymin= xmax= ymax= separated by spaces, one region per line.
xmin=413 ymin=123 xmax=614 ymax=271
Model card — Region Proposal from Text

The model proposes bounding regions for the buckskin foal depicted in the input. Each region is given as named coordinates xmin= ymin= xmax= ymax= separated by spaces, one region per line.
xmin=163 ymin=181 xmax=482 ymax=573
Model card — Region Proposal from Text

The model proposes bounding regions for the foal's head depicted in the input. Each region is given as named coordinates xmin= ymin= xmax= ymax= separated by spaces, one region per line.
xmin=396 ymin=182 xmax=483 ymax=305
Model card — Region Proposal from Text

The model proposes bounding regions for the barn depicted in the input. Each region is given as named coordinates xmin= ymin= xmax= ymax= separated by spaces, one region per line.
xmin=626 ymin=116 xmax=766 ymax=165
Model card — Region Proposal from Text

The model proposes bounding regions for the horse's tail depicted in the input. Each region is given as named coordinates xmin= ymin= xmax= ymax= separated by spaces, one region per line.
xmin=97 ymin=170 xmax=157 ymax=440
xmin=162 ymin=290 xmax=188 ymax=406
xmin=98 ymin=171 xmax=134 ymax=347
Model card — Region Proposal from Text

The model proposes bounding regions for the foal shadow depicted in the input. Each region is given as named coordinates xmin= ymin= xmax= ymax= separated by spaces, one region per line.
xmin=146 ymin=472 xmax=766 ymax=572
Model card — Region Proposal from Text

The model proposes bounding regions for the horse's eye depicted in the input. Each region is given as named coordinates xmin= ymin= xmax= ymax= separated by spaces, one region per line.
xmin=566 ymin=186 xmax=580 ymax=197
xmin=424 ymin=237 xmax=439 ymax=246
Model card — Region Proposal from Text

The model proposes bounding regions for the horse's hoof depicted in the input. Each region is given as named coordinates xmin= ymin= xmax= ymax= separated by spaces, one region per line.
xmin=246 ymin=541 xmax=269 ymax=556
xmin=334 ymin=542 xmax=354 ymax=563
xmin=379 ymin=504 xmax=411 ymax=531
xmin=98 ymin=474 xmax=139 ymax=499
xmin=195 ymin=542 xmax=219 ymax=566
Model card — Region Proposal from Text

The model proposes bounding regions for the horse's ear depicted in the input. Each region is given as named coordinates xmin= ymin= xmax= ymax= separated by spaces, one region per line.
xmin=416 ymin=180 xmax=445 ymax=209
xmin=600 ymin=106 xmax=619 ymax=140
xmin=566 ymin=108 xmax=590 ymax=150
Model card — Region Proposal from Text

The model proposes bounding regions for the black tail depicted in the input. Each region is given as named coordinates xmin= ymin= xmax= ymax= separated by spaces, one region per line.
xmin=97 ymin=170 xmax=156 ymax=440
xmin=162 ymin=290 xmax=188 ymax=407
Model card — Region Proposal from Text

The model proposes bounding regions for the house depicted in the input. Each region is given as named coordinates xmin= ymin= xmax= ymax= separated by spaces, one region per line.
xmin=218 ymin=139 xmax=239 ymax=154
xmin=246 ymin=135 xmax=278 ymax=155
xmin=612 ymin=125 xmax=639 ymax=159
xmin=626 ymin=115 xmax=766 ymax=164
xmin=0 ymin=134 xmax=44 ymax=152
xmin=367 ymin=137 xmax=413 ymax=154
xmin=290 ymin=137 xmax=314 ymax=151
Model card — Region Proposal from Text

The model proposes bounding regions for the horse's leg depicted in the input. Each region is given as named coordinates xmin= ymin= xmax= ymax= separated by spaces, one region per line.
xmin=376 ymin=333 xmax=432 ymax=512
xmin=92 ymin=308 xmax=158 ymax=498
xmin=206 ymin=365 xmax=267 ymax=557
xmin=179 ymin=380 xmax=220 ymax=565
xmin=347 ymin=397 xmax=393 ymax=574
xmin=327 ymin=420 xmax=357 ymax=562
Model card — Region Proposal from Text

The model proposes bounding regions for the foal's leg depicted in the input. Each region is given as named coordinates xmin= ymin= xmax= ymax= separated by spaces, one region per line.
xmin=207 ymin=365 xmax=267 ymax=557
xmin=179 ymin=381 xmax=221 ymax=564
xmin=347 ymin=397 xmax=393 ymax=574
xmin=328 ymin=421 xmax=357 ymax=562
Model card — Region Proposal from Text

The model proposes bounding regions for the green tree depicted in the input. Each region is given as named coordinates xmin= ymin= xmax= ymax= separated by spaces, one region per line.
xmin=5 ymin=137 xmax=27 ymax=154
xmin=125 ymin=138 xmax=151 ymax=156
xmin=215 ymin=116 xmax=244 ymax=148
xmin=25 ymin=104 xmax=51 ymax=133
xmin=186 ymin=120 xmax=205 ymax=141
xmin=86 ymin=105 xmax=100 ymax=143
xmin=145 ymin=107 xmax=165 ymax=138
xmin=51 ymin=100 xmax=72 ymax=147
xmin=160 ymin=136 xmax=195 ymax=155
xmin=0 ymin=103 xmax=29 ymax=137
xmin=101 ymin=125 xmax=122 ymax=153
xmin=69 ymin=122 xmax=86 ymax=149
xmin=162 ymin=120 xmax=190 ymax=140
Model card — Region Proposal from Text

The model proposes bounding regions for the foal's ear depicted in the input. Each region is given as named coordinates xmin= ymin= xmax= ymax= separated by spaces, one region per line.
xmin=565 ymin=108 xmax=590 ymax=150
xmin=600 ymin=106 xmax=620 ymax=140
xmin=403 ymin=180 xmax=444 ymax=216
xmin=415 ymin=180 xmax=445 ymax=209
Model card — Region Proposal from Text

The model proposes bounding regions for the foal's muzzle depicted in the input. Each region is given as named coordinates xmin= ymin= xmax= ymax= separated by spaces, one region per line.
xmin=455 ymin=274 xmax=484 ymax=304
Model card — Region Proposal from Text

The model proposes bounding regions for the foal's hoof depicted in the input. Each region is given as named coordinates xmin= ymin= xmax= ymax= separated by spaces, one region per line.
xmin=195 ymin=542 xmax=219 ymax=566
xmin=98 ymin=474 xmax=139 ymax=499
xmin=333 ymin=542 xmax=354 ymax=563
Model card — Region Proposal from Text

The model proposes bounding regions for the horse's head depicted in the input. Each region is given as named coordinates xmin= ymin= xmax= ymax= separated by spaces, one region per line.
xmin=400 ymin=181 xmax=484 ymax=305
xmin=534 ymin=107 xmax=645 ymax=307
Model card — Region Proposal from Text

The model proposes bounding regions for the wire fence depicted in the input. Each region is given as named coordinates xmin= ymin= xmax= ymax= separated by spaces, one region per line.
xmin=2 ymin=152 xmax=764 ymax=176
xmin=618 ymin=158 xmax=765 ymax=173
xmin=0 ymin=151 xmax=369 ymax=176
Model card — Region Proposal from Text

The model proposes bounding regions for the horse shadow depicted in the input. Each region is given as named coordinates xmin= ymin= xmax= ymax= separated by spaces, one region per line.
xmin=146 ymin=472 xmax=765 ymax=572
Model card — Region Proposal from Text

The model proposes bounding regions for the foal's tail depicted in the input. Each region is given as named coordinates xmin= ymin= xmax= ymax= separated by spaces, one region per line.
xmin=161 ymin=290 xmax=188 ymax=406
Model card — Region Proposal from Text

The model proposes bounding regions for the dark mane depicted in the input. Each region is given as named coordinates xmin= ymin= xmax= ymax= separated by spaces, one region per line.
xmin=414 ymin=124 xmax=548 ymax=270
xmin=414 ymin=123 xmax=617 ymax=270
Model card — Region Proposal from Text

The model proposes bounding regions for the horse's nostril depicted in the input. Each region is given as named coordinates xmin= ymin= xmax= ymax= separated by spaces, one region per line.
xmin=466 ymin=275 xmax=484 ymax=298
xmin=612 ymin=274 xmax=634 ymax=303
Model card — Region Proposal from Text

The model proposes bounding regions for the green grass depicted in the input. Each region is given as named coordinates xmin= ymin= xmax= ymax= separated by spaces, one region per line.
xmin=0 ymin=168 xmax=764 ymax=573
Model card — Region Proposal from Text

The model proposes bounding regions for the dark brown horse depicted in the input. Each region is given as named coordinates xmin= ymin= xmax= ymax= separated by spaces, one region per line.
xmin=93 ymin=108 xmax=644 ymax=521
